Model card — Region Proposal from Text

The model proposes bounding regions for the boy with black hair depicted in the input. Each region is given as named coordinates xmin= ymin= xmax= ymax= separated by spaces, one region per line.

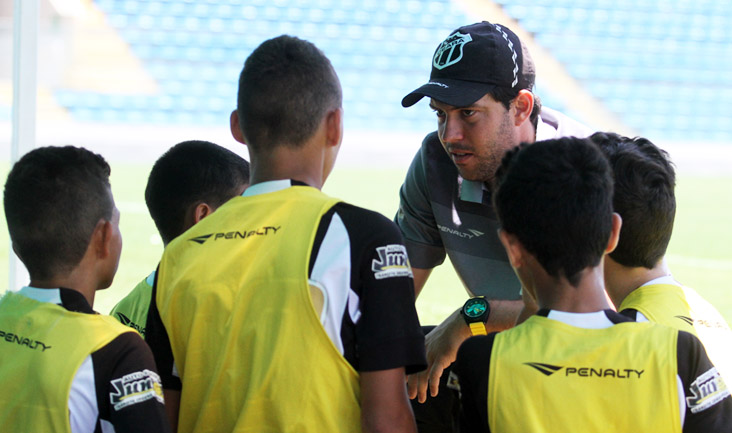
xmin=0 ymin=146 xmax=170 ymax=432
xmin=110 ymin=140 xmax=250 ymax=338
xmin=449 ymin=137 xmax=731 ymax=432
xmin=591 ymin=131 xmax=732 ymax=386
xmin=147 ymin=35 xmax=426 ymax=433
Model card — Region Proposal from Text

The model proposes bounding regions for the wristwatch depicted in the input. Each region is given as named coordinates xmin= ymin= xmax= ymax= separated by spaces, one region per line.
xmin=461 ymin=296 xmax=490 ymax=336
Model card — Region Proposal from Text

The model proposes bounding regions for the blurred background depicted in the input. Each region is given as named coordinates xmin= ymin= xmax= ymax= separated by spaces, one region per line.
xmin=2 ymin=0 xmax=731 ymax=324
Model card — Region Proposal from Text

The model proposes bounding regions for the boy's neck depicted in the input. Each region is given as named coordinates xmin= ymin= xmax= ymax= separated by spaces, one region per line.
xmin=604 ymin=257 xmax=671 ymax=309
xmin=535 ymin=264 xmax=615 ymax=313
xmin=30 ymin=269 xmax=98 ymax=307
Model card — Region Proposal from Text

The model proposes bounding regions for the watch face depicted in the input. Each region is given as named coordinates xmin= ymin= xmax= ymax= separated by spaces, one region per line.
xmin=464 ymin=298 xmax=487 ymax=319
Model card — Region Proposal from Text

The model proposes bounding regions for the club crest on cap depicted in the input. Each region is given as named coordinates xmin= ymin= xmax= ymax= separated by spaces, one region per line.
xmin=433 ymin=32 xmax=472 ymax=70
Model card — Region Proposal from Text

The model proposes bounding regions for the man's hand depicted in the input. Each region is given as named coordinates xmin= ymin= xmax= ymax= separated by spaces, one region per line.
xmin=407 ymin=308 xmax=469 ymax=403
xmin=408 ymin=299 xmax=524 ymax=402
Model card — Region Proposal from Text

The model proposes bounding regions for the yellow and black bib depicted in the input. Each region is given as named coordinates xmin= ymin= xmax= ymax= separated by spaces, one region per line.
xmin=110 ymin=272 xmax=154 ymax=338
xmin=488 ymin=315 xmax=680 ymax=433
xmin=0 ymin=292 xmax=130 ymax=432
xmin=621 ymin=283 xmax=732 ymax=387
xmin=157 ymin=185 xmax=361 ymax=433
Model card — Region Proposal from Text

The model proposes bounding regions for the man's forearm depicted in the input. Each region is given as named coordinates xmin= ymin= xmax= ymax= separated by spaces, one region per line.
xmin=484 ymin=299 xmax=524 ymax=332
xmin=411 ymin=267 xmax=433 ymax=299
xmin=407 ymin=299 xmax=524 ymax=402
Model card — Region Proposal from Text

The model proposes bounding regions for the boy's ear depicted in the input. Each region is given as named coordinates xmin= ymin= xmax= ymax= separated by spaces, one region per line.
xmin=230 ymin=110 xmax=246 ymax=144
xmin=94 ymin=219 xmax=112 ymax=259
xmin=325 ymin=107 xmax=343 ymax=148
xmin=193 ymin=203 xmax=214 ymax=224
xmin=605 ymin=212 xmax=622 ymax=254
xmin=498 ymin=229 xmax=524 ymax=268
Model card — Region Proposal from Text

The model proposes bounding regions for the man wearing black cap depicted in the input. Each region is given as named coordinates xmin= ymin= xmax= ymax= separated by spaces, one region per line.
xmin=396 ymin=21 xmax=592 ymax=430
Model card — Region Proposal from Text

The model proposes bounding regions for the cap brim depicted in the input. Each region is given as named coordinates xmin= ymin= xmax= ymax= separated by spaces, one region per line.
xmin=401 ymin=79 xmax=497 ymax=108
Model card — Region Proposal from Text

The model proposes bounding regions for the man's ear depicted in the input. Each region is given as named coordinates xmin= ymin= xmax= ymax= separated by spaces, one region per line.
xmin=230 ymin=110 xmax=246 ymax=144
xmin=605 ymin=212 xmax=622 ymax=254
xmin=512 ymin=89 xmax=534 ymax=127
xmin=193 ymin=203 xmax=214 ymax=224
xmin=498 ymin=229 xmax=524 ymax=268
xmin=325 ymin=107 xmax=343 ymax=148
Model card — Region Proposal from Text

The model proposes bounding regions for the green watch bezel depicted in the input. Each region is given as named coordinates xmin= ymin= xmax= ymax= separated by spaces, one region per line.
xmin=461 ymin=297 xmax=490 ymax=324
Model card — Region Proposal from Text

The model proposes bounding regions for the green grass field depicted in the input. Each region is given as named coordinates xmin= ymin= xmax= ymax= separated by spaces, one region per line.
xmin=0 ymin=163 xmax=730 ymax=326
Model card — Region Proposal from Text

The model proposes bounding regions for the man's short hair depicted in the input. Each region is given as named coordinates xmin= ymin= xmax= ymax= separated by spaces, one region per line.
xmin=491 ymin=87 xmax=542 ymax=131
xmin=590 ymin=132 xmax=676 ymax=269
xmin=236 ymin=35 xmax=342 ymax=149
xmin=145 ymin=140 xmax=250 ymax=245
xmin=4 ymin=146 xmax=114 ymax=280
xmin=493 ymin=137 xmax=614 ymax=286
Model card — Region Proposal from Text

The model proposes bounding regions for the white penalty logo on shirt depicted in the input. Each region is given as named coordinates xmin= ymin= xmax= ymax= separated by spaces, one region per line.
xmin=372 ymin=245 xmax=413 ymax=280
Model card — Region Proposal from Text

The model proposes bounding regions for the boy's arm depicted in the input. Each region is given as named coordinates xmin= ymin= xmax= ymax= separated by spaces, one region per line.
xmin=145 ymin=267 xmax=182 ymax=430
xmin=360 ymin=368 xmax=416 ymax=433
xmin=449 ymin=334 xmax=494 ymax=433
xmin=678 ymin=331 xmax=732 ymax=432
xmin=93 ymin=332 xmax=172 ymax=433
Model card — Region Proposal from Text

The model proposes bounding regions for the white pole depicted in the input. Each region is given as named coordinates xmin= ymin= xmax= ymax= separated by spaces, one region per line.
xmin=9 ymin=0 xmax=39 ymax=291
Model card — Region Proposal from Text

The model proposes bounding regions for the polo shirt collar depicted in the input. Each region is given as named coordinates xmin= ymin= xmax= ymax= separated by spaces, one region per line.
xmin=18 ymin=286 xmax=95 ymax=314
xmin=242 ymin=179 xmax=310 ymax=197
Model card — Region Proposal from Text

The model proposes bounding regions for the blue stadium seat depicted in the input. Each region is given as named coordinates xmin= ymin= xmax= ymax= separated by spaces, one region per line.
xmin=61 ymin=1 xmax=732 ymax=140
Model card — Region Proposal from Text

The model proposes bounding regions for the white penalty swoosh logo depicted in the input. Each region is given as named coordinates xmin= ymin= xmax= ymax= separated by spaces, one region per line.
xmin=438 ymin=225 xmax=485 ymax=239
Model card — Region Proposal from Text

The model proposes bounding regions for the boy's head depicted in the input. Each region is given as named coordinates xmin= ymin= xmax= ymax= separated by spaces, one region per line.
xmin=4 ymin=146 xmax=120 ymax=286
xmin=145 ymin=140 xmax=250 ymax=245
xmin=590 ymin=132 xmax=676 ymax=269
xmin=493 ymin=137 xmax=615 ymax=287
xmin=234 ymin=35 xmax=342 ymax=150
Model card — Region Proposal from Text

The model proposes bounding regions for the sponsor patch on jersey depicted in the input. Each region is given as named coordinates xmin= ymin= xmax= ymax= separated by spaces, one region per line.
xmin=686 ymin=367 xmax=730 ymax=413
xmin=372 ymin=244 xmax=413 ymax=280
xmin=110 ymin=369 xmax=164 ymax=411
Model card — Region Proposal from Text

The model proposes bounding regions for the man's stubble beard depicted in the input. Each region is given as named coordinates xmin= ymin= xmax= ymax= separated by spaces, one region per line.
xmin=458 ymin=114 xmax=517 ymax=190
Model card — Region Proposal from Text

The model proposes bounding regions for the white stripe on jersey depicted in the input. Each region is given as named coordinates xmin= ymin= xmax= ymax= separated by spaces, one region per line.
xmin=101 ymin=419 xmax=115 ymax=433
xmin=69 ymin=356 xmax=98 ymax=433
xmin=309 ymin=212 xmax=358 ymax=355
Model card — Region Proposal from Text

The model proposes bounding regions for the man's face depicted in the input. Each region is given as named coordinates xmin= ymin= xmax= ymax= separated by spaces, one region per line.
xmin=430 ymin=94 xmax=519 ymax=185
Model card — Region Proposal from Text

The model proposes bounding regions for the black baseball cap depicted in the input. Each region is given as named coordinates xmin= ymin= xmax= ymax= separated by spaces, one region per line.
xmin=402 ymin=21 xmax=535 ymax=108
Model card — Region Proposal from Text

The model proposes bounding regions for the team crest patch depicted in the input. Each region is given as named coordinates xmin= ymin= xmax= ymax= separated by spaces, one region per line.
xmin=686 ymin=367 xmax=730 ymax=413
xmin=110 ymin=369 xmax=164 ymax=411
xmin=372 ymin=244 xmax=413 ymax=280
xmin=433 ymin=32 xmax=472 ymax=70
